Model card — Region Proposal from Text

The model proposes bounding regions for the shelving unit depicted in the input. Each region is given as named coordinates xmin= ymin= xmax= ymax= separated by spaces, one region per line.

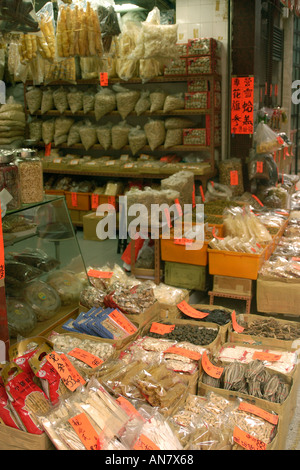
xmin=24 ymin=73 xmax=222 ymax=183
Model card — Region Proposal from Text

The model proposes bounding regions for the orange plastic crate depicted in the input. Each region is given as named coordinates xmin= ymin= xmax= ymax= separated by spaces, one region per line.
xmin=160 ymin=233 xmax=212 ymax=266
xmin=65 ymin=192 xmax=91 ymax=211
xmin=208 ymin=247 xmax=268 ymax=280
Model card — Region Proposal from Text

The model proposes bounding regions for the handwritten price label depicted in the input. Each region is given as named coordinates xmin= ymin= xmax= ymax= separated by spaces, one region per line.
xmin=150 ymin=322 xmax=175 ymax=335
xmin=175 ymin=198 xmax=183 ymax=217
xmin=252 ymin=351 xmax=282 ymax=362
xmin=202 ymin=350 xmax=224 ymax=379
xmin=91 ymin=194 xmax=99 ymax=209
xmin=109 ymin=309 xmax=137 ymax=335
xmin=174 ymin=238 xmax=194 ymax=246
xmin=100 ymin=72 xmax=108 ymax=86
xmin=46 ymin=351 xmax=85 ymax=391
xmin=133 ymin=434 xmax=160 ymax=450
xmin=177 ymin=300 xmax=209 ymax=319
xmin=238 ymin=402 xmax=278 ymax=425
xmin=116 ymin=396 xmax=144 ymax=421
xmin=68 ymin=348 xmax=103 ymax=369
xmin=230 ymin=170 xmax=239 ymax=186
xmin=87 ymin=269 xmax=113 ymax=279
xmin=69 ymin=413 xmax=98 ymax=450
xmin=233 ymin=426 xmax=267 ymax=450
xmin=256 ymin=161 xmax=264 ymax=173
xmin=71 ymin=192 xmax=78 ymax=207
xmin=164 ymin=346 xmax=202 ymax=361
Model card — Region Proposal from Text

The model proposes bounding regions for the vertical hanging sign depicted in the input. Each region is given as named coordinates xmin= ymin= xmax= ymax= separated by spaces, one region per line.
xmin=231 ymin=76 xmax=254 ymax=135
xmin=0 ymin=207 xmax=4 ymax=281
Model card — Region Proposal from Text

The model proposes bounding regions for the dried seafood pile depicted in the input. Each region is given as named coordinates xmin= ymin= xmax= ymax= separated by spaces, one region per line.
xmin=240 ymin=317 xmax=300 ymax=341
xmin=201 ymin=359 xmax=290 ymax=404
xmin=147 ymin=323 xmax=218 ymax=346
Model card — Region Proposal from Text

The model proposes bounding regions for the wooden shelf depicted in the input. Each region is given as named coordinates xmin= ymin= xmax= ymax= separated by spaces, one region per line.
xmin=29 ymin=108 xmax=219 ymax=117
xmin=37 ymin=142 xmax=219 ymax=152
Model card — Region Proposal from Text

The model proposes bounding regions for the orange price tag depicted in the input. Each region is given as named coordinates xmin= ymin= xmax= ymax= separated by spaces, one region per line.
xmin=252 ymin=194 xmax=264 ymax=207
xmin=202 ymin=350 xmax=224 ymax=379
xmin=116 ymin=396 xmax=144 ymax=421
xmin=238 ymin=402 xmax=278 ymax=425
xmin=46 ymin=351 xmax=85 ymax=391
xmin=164 ymin=346 xmax=202 ymax=361
xmin=252 ymin=351 xmax=282 ymax=362
xmin=150 ymin=322 xmax=175 ymax=335
xmin=177 ymin=300 xmax=209 ymax=319
xmin=71 ymin=192 xmax=78 ymax=207
xmin=233 ymin=426 xmax=267 ymax=450
xmin=199 ymin=185 xmax=205 ymax=202
xmin=256 ymin=161 xmax=264 ymax=173
xmin=107 ymin=196 xmax=116 ymax=208
xmin=232 ymin=310 xmax=244 ymax=333
xmin=164 ymin=207 xmax=172 ymax=228
xmin=133 ymin=434 xmax=160 ymax=450
xmin=174 ymin=238 xmax=194 ymax=246
xmin=175 ymin=198 xmax=183 ymax=217
xmin=192 ymin=184 xmax=196 ymax=208
xmin=109 ymin=309 xmax=137 ymax=335
xmin=69 ymin=412 xmax=99 ymax=450
xmin=293 ymin=264 xmax=300 ymax=271
xmin=212 ymin=226 xmax=224 ymax=240
xmin=292 ymin=257 xmax=300 ymax=262
xmin=45 ymin=143 xmax=51 ymax=157
xmin=0 ymin=207 xmax=4 ymax=280
xmin=100 ymin=72 xmax=108 ymax=86
xmin=87 ymin=269 xmax=113 ymax=279
xmin=68 ymin=348 xmax=104 ymax=369
xmin=91 ymin=194 xmax=99 ymax=209
xmin=230 ymin=170 xmax=239 ymax=186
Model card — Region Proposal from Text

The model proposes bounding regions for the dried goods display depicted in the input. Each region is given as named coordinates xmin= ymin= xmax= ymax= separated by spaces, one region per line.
xmin=147 ymin=322 xmax=218 ymax=346
xmin=239 ymin=317 xmax=300 ymax=341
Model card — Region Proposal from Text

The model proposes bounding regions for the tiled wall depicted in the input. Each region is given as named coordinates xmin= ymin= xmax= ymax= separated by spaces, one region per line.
xmin=176 ymin=0 xmax=230 ymax=159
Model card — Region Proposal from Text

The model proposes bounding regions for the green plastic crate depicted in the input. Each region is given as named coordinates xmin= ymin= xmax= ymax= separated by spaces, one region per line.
xmin=164 ymin=261 xmax=207 ymax=290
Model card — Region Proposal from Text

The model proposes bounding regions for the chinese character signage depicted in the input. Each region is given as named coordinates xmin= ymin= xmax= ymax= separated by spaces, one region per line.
xmin=0 ymin=207 xmax=4 ymax=280
xmin=231 ymin=76 xmax=254 ymax=135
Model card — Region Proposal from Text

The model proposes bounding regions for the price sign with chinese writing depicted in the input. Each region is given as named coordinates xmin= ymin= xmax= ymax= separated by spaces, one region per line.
xmin=231 ymin=76 xmax=254 ymax=134
xmin=0 ymin=207 xmax=4 ymax=280
xmin=69 ymin=412 xmax=99 ymax=450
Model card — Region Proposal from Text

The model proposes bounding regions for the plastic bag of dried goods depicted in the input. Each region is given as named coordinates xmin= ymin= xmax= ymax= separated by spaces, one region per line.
xmin=47 ymin=270 xmax=82 ymax=306
xmin=113 ymin=84 xmax=140 ymax=119
xmin=29 ymin=118 xmax=42 ymax=142
xmin=96 ymin=121 xmax=113 ymax=150
xmin=144 ymin=119 xmax=165 ymax=150
xmin=53 ymin=86 xmax=69 ymax=114
xmin=24 ymin=280 xmax=61 ymax=322
xmin=165 ymin=117 xmax=196 ymax=130
xmin=135 ymin=90 xmax=151 ymax=116
xmin=67 ymin=121 xmax=82 ymax=147
xmin=67 ymin=87 xmax=83 ymax=114
xmin=116 ymin=58 xmax=138 ymax=81
xmin=6 ymin=298 xmax=37 ymax=337
xmin=83 ymin=89 xmax=95 ymax=114
xmin=163 ymin=93 xmax=185 ymax=113
xmin=54 ymin=116 xmax=74 ymax=147
xmin=111 ymin=120 xmax=131 ymax=150
xmin=150 ymin=88 xmax=167 ymax=112
xmin=128 ymin=126 xmax=147 ymax=155
xmin=94 ymin=87 xmax=116 ymax=121
xmin=139 ymin=58 xmax=161 ymax=82
xmin=79 ymin=121 xmax=98 ymax=150
xmin=42 ymin=118 xmax=55 ymax=145
xmin=40 ymin=88 xmax=54 ymax=115
xmin=164 ymin=128 xmax=182 ymax=149
xmin=26 ymin=87 xmax=42 ymax=114
xmin=254 ymin=122 xmax=282 ymax=154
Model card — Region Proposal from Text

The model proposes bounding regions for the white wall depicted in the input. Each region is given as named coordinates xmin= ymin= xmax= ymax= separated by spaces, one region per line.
xmin=176 ymin=0 xmax=230 ymax=160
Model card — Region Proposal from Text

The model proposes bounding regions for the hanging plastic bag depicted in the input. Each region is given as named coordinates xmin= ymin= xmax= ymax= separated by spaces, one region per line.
xmin=113 ymin=84 xmax=140 ymax=119
xmin=0 ymin=0 xmax=39 ymax=33
xmin=254 ymin=122 xmax=283 ymax=154
xmin=36 ymin=1 xmax=56 ymax=62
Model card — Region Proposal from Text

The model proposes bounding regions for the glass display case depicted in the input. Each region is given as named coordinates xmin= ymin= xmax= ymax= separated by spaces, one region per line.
xmin=1 ymin=195 xmax=88 ymax=345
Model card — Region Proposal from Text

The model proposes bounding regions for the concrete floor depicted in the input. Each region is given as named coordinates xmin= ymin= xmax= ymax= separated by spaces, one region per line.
xmin=75 ymin=228 xmax=300 ymax=450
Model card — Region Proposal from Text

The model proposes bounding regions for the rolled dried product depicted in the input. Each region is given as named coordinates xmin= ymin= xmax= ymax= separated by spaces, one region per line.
xmin=163 ymin=93 xmax=185 ymax=113
xmin=96 ymin=122 xmax=113 ymax=150
xmin=139 ymin=58 xmax=161 ymax=82
xmin=67 ymin=88 xmax=83 ymax=114
xmin=113 ymin=84 xmax=140 ymax=120
xmin=164 ymin=128 xmax=182 ymax=149
xmin=40 ymin=88 xmax=54 ymax=115
xmin=144 ymin=119 xmax=165 ymax=150
xmin=6 ymin=298 xmax=37 ymax=338
xmin=223 ymin=361 xmax=247 ymax=392
xmin=94 ymin=87 xmax=116 ymax=121
xmin=135 ymin=90 xmax=151 ymax=116
xmin=26 ymin=87 xmax=42 ymax=114
xmin=111 ymin=120 xmax=131 ymax=150
xmin=263 ymin=375 xmax=281 ymax=403
xmin=79 ymin=121 xmax=98 ymax=150
xmin=54 ymin=116 xmax=74 ymax=146
xmin=149 ymin=88 xmax=167 ymax=112
xmin=53 ymin=87 xmax=69 ymax=114
xmin=29 ymin=118 xmax=42 ymax=142
xmin=24 ymin=280 xmax=61 ymax=322
xmin=128 ymin=126 xmax=147 ymax=155
xmin=83 ymin=89 xmax=95 ymax=114
xmin=115 ymin=58 xmax=138 ymax=81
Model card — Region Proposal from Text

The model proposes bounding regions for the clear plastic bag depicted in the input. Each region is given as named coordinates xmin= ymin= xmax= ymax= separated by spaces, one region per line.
xmin=111 ymin=120 xmax=131 ymax=150
xmin=116 ymin=58 xmax=138 ymax=81
xmin=254 ymin=122 xmax=282 ymax=154
xmin=128 ymin=126 xmax=147 ymax=155
xmin=150 ymin=88 xmax=167 ymax=112
xmin=24 ymin=280 xmax=61 ymax=322
xmin=53 ymin=87 xmax=69 ymax=114
xmin=83 ymin=89 xmax=95 ymax=114
xmin=164 ymin=128 xmax=182 ymax=149
xmin=67 ymin=87 xmax=83 ymax=114
xmin=163 ymin=93 xmax=185 ymax=113
xmin=41 ymin=88 xmax=54 ymax=115
xmin=47 ymin=270 xmax=82 ymax=306
xmin=36 ymin=1 xmax=56 ymax=62
xmin=54 ymin=116 xmax=74 ymax=146
xmin=26 ymin=87 xmax=42 ymax=114
xmin=96 ymin=122 xmax=112 ymax=150
xmin=94 ymin=87 xmax=116 ymax=121
xmin=113 ymin=84 xmax=140 ymax=119
xmin=144 ymin=119 xmax=165 ymax=150
xmin=79 ymin=120 xmax=98 ymax=150
xmin=135 ymin=90 xmax=151 ymax=116
xmin=67 ymin=121 xmax=82 ymax=147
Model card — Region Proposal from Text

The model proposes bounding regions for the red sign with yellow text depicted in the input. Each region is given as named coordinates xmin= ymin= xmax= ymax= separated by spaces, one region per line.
xmin=231 ymin=76 xmax=254 ymax=135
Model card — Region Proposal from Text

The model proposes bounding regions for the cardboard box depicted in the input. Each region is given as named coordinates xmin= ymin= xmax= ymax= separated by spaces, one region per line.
xmin=257 ymin=277 xmax=300 ymax=316
xmin=83 ymin=212 xmax=119 ymax=241
xmin=213 ymin=275 xmax=253 ymax=296
xmin=68 ymin=209 xmax=81 ymax=224
xmin=0 ymin=425 xmax=54 ymax=450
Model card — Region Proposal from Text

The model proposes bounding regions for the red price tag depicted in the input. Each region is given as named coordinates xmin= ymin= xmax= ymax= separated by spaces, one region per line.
xmin=192 ymin=184 xmax=196 ymax=208
xmin=150 ymin=322 xmax=175 ymax=335
xmin=212 ymin=226 xmax=224 ymax=240
xmin=174 ymin=238 xmax=194 ymax=246
xmin=91 ymin=194 xmax=99 ymax=209
xmin=175 ymin=198 xmax=183 ymax=217
xmin=256 ymin=161 xmax=264 ymax=173
xmin=177 ymin=300 xmax=209 ymax=319
xmin=87 ymin=269 xmax=113 ymax=279
xmin=107 ymin=196 xmax=116 ymax=208
xmin=199 ymin=185 xmax=205 ymax=202
xmin=133 ymin=434 xmax=159 ymax=450
xmin=233 ymin=426 xmax=267 ymax=450
xmin=230 ymin=170 xmax=239 ymax=186
xmin=231 ymin=310 xmax=244 ymax=333
xmin=45 ymin=143 xmax=51 ymax=157
xmin=202 ymin=350 xmax=224 ymax=379
xmin=164 ymin=207 xmax=172 ymax=228
xmin=100 ymin=72 xmax=108 ymax=86
xmin=69 ymin=413 xmax=98 ymax=450
xmin=238 ymin=402 xmax=278 ymax=425
xmin=164 ymin=346 xmax=202 ymax=361
xmin=252 ymin=194 xmax=264 ymax=207
xmin=71 ymin=192 xmax=78 ymax=207
xmin=252 ymin=351 xmax=282 ymax=362
xmin=68 ymin=348 xmax=103 ymax=369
